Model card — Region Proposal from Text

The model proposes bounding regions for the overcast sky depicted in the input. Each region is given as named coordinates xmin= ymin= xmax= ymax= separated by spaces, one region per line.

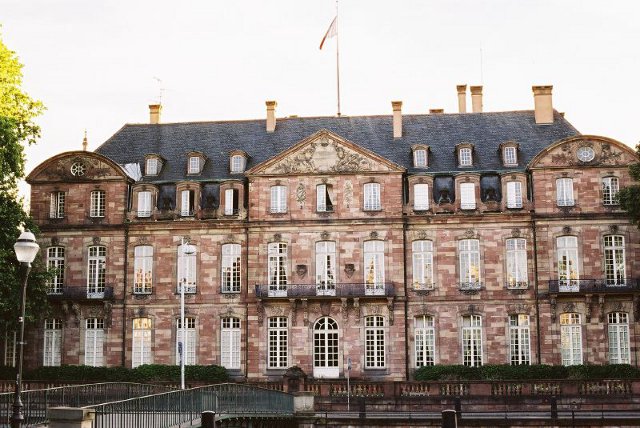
xmin=3 ymin=0 xmax=639 ymax=187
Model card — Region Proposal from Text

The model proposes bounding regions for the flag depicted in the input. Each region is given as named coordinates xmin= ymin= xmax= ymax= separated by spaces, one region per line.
xmin=319 ymin=16 xmax=337 ymax=50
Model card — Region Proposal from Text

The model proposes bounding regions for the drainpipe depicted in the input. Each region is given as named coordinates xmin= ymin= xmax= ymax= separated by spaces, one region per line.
xmin=244 ymin=182 xmax=250 ymax=380
xmin=529 ymin=173 xmax=542 ymax=364
xmin=402 ymin=203 xmax=410 ymax=380
xmin=122 ymin=215 xmax=130 ymax=367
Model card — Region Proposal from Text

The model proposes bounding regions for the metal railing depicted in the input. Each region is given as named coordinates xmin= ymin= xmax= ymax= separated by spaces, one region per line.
xmin=548 ymin=278 xmax=639 ymax=293
xmin=255 ymin=283 xmax=395 ymax=298
xmin=46 ymin=285 xmax=115 ymax=301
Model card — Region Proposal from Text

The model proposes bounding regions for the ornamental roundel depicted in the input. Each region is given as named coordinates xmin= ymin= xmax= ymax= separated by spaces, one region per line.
xmin=576 ymin=146 xmax=595 ymax=163
xmin=70 ymin=162 xmax=87 ymax=176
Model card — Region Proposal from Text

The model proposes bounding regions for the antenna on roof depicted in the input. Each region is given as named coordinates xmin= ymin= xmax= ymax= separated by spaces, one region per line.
xmin=153 ymin=76 xmax=165 ymax=105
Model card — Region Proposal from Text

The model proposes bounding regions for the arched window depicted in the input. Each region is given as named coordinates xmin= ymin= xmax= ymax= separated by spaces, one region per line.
xmin=313 ymin=317 xmax=339 ymax=378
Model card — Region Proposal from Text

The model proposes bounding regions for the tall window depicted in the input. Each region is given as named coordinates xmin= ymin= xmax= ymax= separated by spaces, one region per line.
xmin=49 ymin=191 xmax=65 ymax=218
xmin=506 ymin=181 xmax=523 ymax=208
xmin=270 ymin=185 xmax=287 ymax=213
xmin=315 ymin=241 xmax=336 ymax=295
xmin=177 ymin=243 xmax=197 ymax=293
xmin=188 ymin=156 xmax=201 ymax=174
xmin=268 ymin=317 xmax=288 ymax=369
xmin=556 ymin=178 xmax=574 ymax=207
xmin=137 ymin=191 xmax=152 ymax=217
xmin=608 ymin=312 xmax=630 ymax=364
xmin=506 ymin=238 xmax=528 ymax=288
xmin=313 ymin=317 xmax=339 ymax=377
xmin=43 ymin=319 xmax=62 ymax=367
xmin=221 ymin=243 xmax=241 ymax=293
xmin=87 ymin=246 xmax=106 ymax=298
xmin=134 ymin=245 xmax=153 ymax=294
xmin=462 ymin=315 xmax=482 ymax=367
xmin=557 ymin=236 xmax=579 ymax=290
xmin=412 ymin=240 xmax=434 ymax=290
xmin=503 ymin=146 xmax=517 ymax=165
xmin=413 ymin=148 xmax=427 ymax=167
xmin=268 ymin=243 xmax=288 ymax=296
xmin=180 ymin=189 xmax=195 ymax=216
xmin=84 ymin=318 xmax=105 ymax=367
xmin=509 ymin=314 xmax=530 ymax=365
xmin=415 ymin=315 xmax=435 ymax=367
xmin=132 ymin=318 xmax=152 ymax=368
xmin=47 ymin=247 xmax=65 ymax=294
xmin=224 ymin=188 xmax=238 ymax=215
xmin=176 ymin=317 xmax=196 ymax=365
xmin=460 ymin=183 xmax=476 ymax=209
xmin=413 ymin=183 xmax=430 ymax=210
xmin=365 ymin=316 xmax=385 ymax=368
xmin=459 ymin=147 xmax=472 ymax=166
xmin=364 ymin=240 xmax=385 ymax=295
xmin=604 ymin=235 xmax=626 ymax=286
xmin=316 ymin=184 xmax=334 ymax=212
xmin=560 ymin=313 xmax=582 ymax=365
xmin=230 ymin=155 xmax=245 ymax=173
xmin=146 ymin=158 xmax=158 ymax=175
xmin=602 ymin=177 xmax=619 ymax=205
xmin=221 ymin=317 xmax=241 ymax=369
xmin=4 ymin=331 xmax=16 ymax=367
xmin=90 ymin=190 xmax=106 ymax=217
xmin=459 ymin=239 xmax=481 ymax=289
xmin=363 ymin=183 xmax=381 ymax=211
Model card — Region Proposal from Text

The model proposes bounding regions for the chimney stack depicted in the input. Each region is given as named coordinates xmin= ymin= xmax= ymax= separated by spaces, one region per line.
xmin=392 ymin=101 xmax=403 ymax=139
xmin=532 ymin=85 xmax=554 ymax=124
xmin=470 ymin=86 xmax=483 ymax=113
xmin=456 ymin=85 xmax=467 ymax=113
xmin=149 ymin=104 xmax=162 ymax=124
xmin=266 ymin=100 xmax=277 ymax=132
xmin=429 ymin=109 xmax=444 ymax=114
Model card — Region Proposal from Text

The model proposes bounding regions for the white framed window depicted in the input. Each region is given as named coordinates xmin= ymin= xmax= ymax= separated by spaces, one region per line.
xmin=137 ymin=191 xmax=152 ymax=217
xmin=221 ymin=317 xmax=241 ymax=369
xmin=365 ymin=315 xmax=385 ymax=368
xmin=43 ymin=319 xmax=62 ymax=367
xmin=180 ymin=189 xmax=195 ymax=216
xmin=134 ymin=245 xmax=153 ymax=294
xmin=315 ymin=241 xmax=336 ymax=295
xmin=560 ymin=313 xmax=582 ymax=365
xmin=176 ymin=317 xmax=196 ymax=365
xmin=363 ymin=182 xmax=381 ymax=211
xmin=46 ymin=246 xmax=65 ymax=294
xmin=221 ymin=243 xmax=241 ymax=293
xmin=412 ymin=240 xmax=434 ymax=290
xmin=316 ymin=184 xmax=334 ymax=212
xmin=270 ymin=185 xmax=287 ymax=213
xmin=87 ymin=246 xmax=106 ymax=298
xmin=509 ymin=314 xmax=530 ymax=365
xmin=557 ymin=236 xmax=579 ymax=290
xmin=4 ymin=331 xmax=16 ymax=367
xmin=506 ymin=238 xmax=528 ymax=288
xmin=602 ymin=177 xmax=619 ymax=205
xmin=413 ymin=149 xmax=427 ymax=168
xmin=313 ymin=317 xmax=339 ymax=378
xmin=506 ymin=181 xmax=523 ymax=208
xmin=224 ymin=188 xmax=238 ymax=215
xmin=132 ymin=318 xmax=152 ymax=368
xmin=268 ymin=243 xmax=288 ymax=296
xmin=462 ymin=314 xmax=482 ymax=367
xmin=608 ymin=312 xmax=630 ymax=364
xmin=90 ymin=190 xmax=105 ymax=217
xmin=459 ymin=239 xmax=481 ymax=289
xmin=604 ymin=235 xmax=626 ymax=286
xmin=364 ymin=240 xmax=385 ymax=295
xmin=415 ymin=315 xmax=435 ymax=367
xmin=268 ymin=316 xmax=288 ymax=369
xmin=49 ymin=191 xmax=65 ymax=219
xmin=459 ymin=147 xmax=472 ymax=166
xmin=188 ymin=156 xmax=201 ymax=174
xmin=556 ymin=178 xmax=574 ymax=207
xmin=177 ymin=243 xmax=197 ymax=293
xmin=413 ymin=183 xmax=429 ymax=210
xmin=460 ymin=182 xmax=476 ymax=210
xmin=146 ymin=158 xmax=159 ymax=175
xmin=503 ymin=146 xmax=517 ymax=165
xmin=84 ymin=318 xmax=105 ymax=367
xmin=230 ymin=155 xmax=245 ymax=173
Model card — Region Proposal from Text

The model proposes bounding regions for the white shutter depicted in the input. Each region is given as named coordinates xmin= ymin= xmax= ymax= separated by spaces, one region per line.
xmin=460 ymin=183 xmax=476 ymax=209
xmin=414 ymin=184 xmax=429 ymax=210
xmin=181 ymin=190 xmax=190 ymax=215
xmin=506 ymin=182 xmax=522 ymax=208
xmin=225 ymin=189 xmax=234 ymax=215
xmin=137 ymin=191 xmax=151 ymax=217
xmin=317 ymin=184 xmax=326 ymax=212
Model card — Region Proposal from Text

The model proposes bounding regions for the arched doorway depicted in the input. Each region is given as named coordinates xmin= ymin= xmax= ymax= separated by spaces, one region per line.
xmin=313 ymin=317 xmax=339 ymax=378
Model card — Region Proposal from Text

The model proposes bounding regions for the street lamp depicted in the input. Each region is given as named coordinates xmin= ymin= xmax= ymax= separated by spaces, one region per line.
xmin=180 ymin=237 xmax=196 ymax=390
xmin=11 ymin=230 xmax=40 ymax=428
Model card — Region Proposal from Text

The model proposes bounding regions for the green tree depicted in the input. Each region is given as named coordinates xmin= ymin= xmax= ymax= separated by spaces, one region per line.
xmin=619 ymin=143 xmax=640 ymax=227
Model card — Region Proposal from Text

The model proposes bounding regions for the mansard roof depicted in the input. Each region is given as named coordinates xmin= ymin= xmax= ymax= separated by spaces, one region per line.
xmin=95 ymin=110 xmax=579 ymax=182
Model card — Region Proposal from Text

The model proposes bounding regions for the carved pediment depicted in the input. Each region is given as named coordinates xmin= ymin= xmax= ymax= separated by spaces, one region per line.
xmin=27 ymin=151 xmax=131 ymax=184
xmin=530 ymin=136 xmax=638 ymax=169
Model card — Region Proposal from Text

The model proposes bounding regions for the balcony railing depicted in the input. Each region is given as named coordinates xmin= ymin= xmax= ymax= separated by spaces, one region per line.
xmin=255 ymin=283 xmax=394 ymax=299
xmin=548 ymin=278 xmax=639 ymax=294
xmin=47 ymin=285 xmax=114 ymax=301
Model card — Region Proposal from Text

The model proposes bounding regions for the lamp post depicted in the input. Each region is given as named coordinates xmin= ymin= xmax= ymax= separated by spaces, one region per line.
xmin=180 ymin=237 xmax=195 ymax=390
xmin=11 ymin=230 xmax=40 ymax=428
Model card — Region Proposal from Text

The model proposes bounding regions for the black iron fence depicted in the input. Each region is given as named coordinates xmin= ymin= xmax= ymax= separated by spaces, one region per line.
xmin=548 ymin=278 xmax=639 ymax=293
xmin=255 ymin=282 xmax=394 ymax=298
xmin=46 ymin=285 xmax=115 ymax=301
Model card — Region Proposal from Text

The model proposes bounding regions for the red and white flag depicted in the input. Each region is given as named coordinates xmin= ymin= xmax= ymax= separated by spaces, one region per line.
xmin=319 ymin=16 xmax=337 ymax=50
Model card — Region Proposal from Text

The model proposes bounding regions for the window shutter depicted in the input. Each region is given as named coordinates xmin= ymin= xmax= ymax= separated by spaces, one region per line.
xmin=225 ymin=189 xmax=234 ymax=215
xmin=414 ymin=184 xmax=429 ymax=210
xmin=460 ymin=183 xmax=476 ymax=209
xmin=317 ymin=185 xmax=326 ymax=211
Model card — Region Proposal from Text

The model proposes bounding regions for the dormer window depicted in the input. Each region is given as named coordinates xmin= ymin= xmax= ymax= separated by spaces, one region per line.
xmin=501 ymin=143 xmax=518 ymax=166
xmin=144 ymin=155 xmax=163 ymax=176
xmin=187 ymin=152 xmax=206 ymax=175
xmin=412 ymin=146 xmax=429 ymax=168
xmin=459 ymin=147 xmax=472 ymax=167
xmin=230 ymin=152 xmax=247 ymax=174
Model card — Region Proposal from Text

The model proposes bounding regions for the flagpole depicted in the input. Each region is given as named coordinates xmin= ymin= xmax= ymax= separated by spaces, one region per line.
xmin=335 ymin=0 xmax=341 ymax=117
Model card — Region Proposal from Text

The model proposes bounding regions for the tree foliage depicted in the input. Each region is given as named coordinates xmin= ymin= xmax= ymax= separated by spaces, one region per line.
xmin=619 ymin=143 xmax=640 ymax=227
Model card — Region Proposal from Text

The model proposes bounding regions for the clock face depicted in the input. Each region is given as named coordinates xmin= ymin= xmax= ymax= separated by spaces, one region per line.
xmin=70 ymin=162 xmax=86 ymax=176
xmin=577 ymin=146 xmax=595 ymax=162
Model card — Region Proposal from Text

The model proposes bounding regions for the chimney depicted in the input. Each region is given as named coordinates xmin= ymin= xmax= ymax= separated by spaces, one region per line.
xmin=470 ymin=86 xmax=483 ymax=113
xmin=532 ymin=85 xmax=554 ymax=124
xmin=266 ymin=100 xmax=277 ymax=132
xmin=392 ymin=101 xmax=403 ymax=139
xmin=429 ymin=108 xmax=444 ymax=114
xmin=456 ymin=85 xmax=467 ymax=113
xmin=149 ymin=104 xmax=162 ymax=124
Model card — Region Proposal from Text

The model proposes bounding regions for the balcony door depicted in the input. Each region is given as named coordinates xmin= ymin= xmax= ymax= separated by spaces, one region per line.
xmin=557 ymin=236 xmax=579 ymax=292
xmin=313 ymin=317 xmax=339 ymax=378
xmin=316 ymin=242 xmax=336 ymax=296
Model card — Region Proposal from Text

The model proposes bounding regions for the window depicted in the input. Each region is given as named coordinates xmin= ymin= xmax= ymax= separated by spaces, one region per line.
xmin=604 ymin=235 xmax=626 ymax=286
xmin=49 ymin=192 xmax=65 ymax=218
xmin=602 ymin=177 xmax=619 ymax=205
xmin=270 ymin=185 xmax=287 ymax=213
xmin=509 ymin=314 xmax=530 ymax=365
xmin=413 ymin=149 xmax=427 ymax=168
xmin=459 ymin=239 xmax=481 ymax=289
xmin=268 ymin=243 xmax=288 ymax=296
xmin=316 ymin=184 xmax=334 ymax=212
xmin=415 ymin=315 xmax=435 ymax=367
xmin=608 ymin=312 xmax=630 ymax=364
xmin=506 ymin=181 xmax=523 ymax=208
xmin=413 ymin=183 xmax=429 ymax=211
xmin=363 ymin=183 xmax=381 ymax=211
xmin=85 ymin=318 xmax=104 ymax=367
xmin=180 ymin=189 xmax=195 ymax=216
xmin=462 ymin=315 xmax=482 ymax=367
xmin=556 ymin=178 xmax=574 ymax=207
xmin=134 ymin=245 xmax=153 ymax=294
xmin=176 ymin=317 xmax=196 ymax=365
xmin=90 ymin=190 xmax=105 ymax=217
xmin=230 ymin=155 xmax=246 ymax=173
xmin=87 ymin=246 xmax=106 ymax=298
xmin=364 ymin=240 xmax=385 ymax=295
xmin=188 ymin=156 xmax=201 ymax=174
xmin=412 ymin=240 xmax=434 ymax=290
xmin=460 ymin=182 xmax=476 ymax=209
xmin=146 ymin=158 xmax=159 ymax=175
xmin=506 ymin=238 xmax=528 ymax=288
xmin=560 ymin=313 xmax=582 ymax=365
xmin=224 ymin=188 xmax=239 ymax=215
xmin=132 ymin=318 xmax=152 ymax=368
xmin=503 ymin=146 xmax=517 ymax=165
xmin=268 ymin=317 xmax=288 ymax=369
xmin=313 ymin=317 xmax=339 ymax=377
xmin=46 ymin=247 xmax=65 ymax=294
xmin=177 ymin=243 xmax=197 ymax=293
xmin=137 ymin=191 xmax=152 ymax=217
xmin=4 ymin=331 xmax=16 ymax=367
xmin=43 ymin=319 xmax=62 ymax=367
xmin=459 ymin=147 xmax=472 ymax=166
xmin=221 ymin=317 xmax=241 ymax=369
xmin=316 ymin=241 xmax=336 ymax=295
xmin=365 ymin=315 xmax=385 ymax=368
xmin=221 ymin=243 xmax=241 ymax=293
xmin=557 ymin=236 xmax=579 ymax=291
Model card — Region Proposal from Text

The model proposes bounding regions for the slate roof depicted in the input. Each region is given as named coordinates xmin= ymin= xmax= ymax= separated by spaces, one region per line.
xmin=95 ymin=110 xmax=579 ymax=183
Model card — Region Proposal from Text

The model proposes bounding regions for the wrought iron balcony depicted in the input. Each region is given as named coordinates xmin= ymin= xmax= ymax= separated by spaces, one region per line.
xmin=47 ymin=286 xmax=115 ymax=301
xmin=548 ymin=278 xmax=640 ymax=294
xmin=255 ymin=283 xmax=394 ymax=299
xmin=458 ymin=282 xmax=483 ymax=293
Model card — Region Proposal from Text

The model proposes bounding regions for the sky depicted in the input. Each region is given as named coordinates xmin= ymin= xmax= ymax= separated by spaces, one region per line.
xmin=3 ymin=0 xmax=640 ymax=194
